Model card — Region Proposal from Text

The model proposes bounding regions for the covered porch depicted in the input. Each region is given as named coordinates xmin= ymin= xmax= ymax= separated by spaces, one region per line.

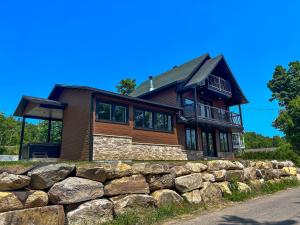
xmin=14 ymin=96 xmax=66 ymax=160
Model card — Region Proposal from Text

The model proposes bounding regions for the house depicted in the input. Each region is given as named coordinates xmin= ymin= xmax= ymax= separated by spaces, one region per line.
xmin=14 ymin=53 xmax=247 ymax=161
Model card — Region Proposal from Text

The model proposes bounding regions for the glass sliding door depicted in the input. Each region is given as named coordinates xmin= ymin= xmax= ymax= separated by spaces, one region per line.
xmin=185 ymin=127 xmax=197 ymax=150
xmin=202 ymin=130 xmax=216 ymax=157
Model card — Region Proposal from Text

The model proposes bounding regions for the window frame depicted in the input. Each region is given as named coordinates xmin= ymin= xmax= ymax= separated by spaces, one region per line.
xmin=219 ymin=132 xmax=229 ymax=152
xmin=95 ymin=100 xmax=129 ymax=125
xmin=133 ymin=108 xmax=174 ymax=133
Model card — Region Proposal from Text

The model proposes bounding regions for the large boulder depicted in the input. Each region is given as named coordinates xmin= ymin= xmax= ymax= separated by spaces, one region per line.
xmin=146 ymin=174 xmax=175 ymax=191
xmin=132 ymin=163 xmax=169 ymax=175
xmin=185 ymin=162 xmax=207 ymax=172
xmin=182 ymin=189 xmax=202 ymax=204
xmin=212 ymin=170 xmax=227 ymax=182
xmin=28 ymin=163 xmax=75 ymax=189
xmin=277 ymin=161 xmax=295 ymax=169
xmin=151 ymin=189 xmax=184 ymax=206
xmin=0 ymin=172 xmax=30 ymax=191
xmin=0 ymin=165 xmax=34 ymax=175
xmin=233 ymin=161 xmax=245 ymax=169
xmin=237 ymin=182 xmax=252 ymax=193
xmin=77 ymin=162 xmax=132 ymax=182
xmin=48 ymin=177 xmax=104 ymax=204
xmin=23 ymin=190 xmax=48 ymax=208
xmin=104 ymin=174 xmax=149 ymax=196
xmin=282 ymin=167 xmax=298 ymax=176
xmin=249 ymin=179 xmax=264 ymax=191
xmin=0 ymin=205 xmax=65 ymax=225
xmin=111 ymin=194 xmax=157 ymax=216
xmin=175 ymin=173 xmax=203 ymax=193
xmin=67 ymin=199 xmax=113 ymax=225
xmin=243 ymin=167 xmax=257 ymax=181
xmin=200 ymin=182 xmax=222 ymax=203
xmin=0 ymin=192 xmax=23 ymax=213
xmin=215 ymin=182 xmax=232 ymax=196
xmin=170 ymin=166 xmax=190 ymax=177
xmin=254 ymin=161 xmax=273 ymax=170
xmin=225 ymin=170 xmax=244 ymax=182
xmin=207 ymin=160 xmax=238 ymax=171
xmin=264 ymin=169 xmax=285 ymax=180
xmin=202 ymin=173 xmax=215 ymax=182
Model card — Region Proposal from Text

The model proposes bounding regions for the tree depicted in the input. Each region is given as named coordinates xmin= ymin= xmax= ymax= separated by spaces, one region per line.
xmin=267 ymin=61 xmax=300 ymax=152
xmin=116 ymin=78 xmax=136 ymax=95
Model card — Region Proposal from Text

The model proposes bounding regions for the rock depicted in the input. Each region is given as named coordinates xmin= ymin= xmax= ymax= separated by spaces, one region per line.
xmin=48 ymin=177 xmax=104 ymax=204
xmin=0 ymin=205 xmax=65 ymax=225
xmin=175 ymin=173 xmax=203 ymax=193
xmin=104 ymin=174 xmax=149 ymax=196
xmin=67 ymin=199 xmax=113 ymax=225
xmin=0 ymin=192 xmax=23 ymax=213
xmin=202 ymin=173 xmax=215 ymax=182
xmin=24 ymin=190 xmax=48 ymax=208
xmin=28 ymin=163 xmax=75 ymax=189
xmin=170 ymin=166 xmax=190 ymax=177
xmin=255 ymin=161 xmax=273 ymax=170
xmin=200 ymin=182 xmax=222 ymax=203
xmin=207 ymin=160 xmax=237 ymax=171
xmin=233 ymin=161 xmax=245 ymax=169
xmin=271 ymin=160 xmax=279 ymax=169
xmin=278 ymin=161 xmax=295 ymax=169
xmin=225 ymin=170 xmax=244 ymax=182
xmin=215 ymin=182 xmax=232 ymax=196
xmin=185 ymin=162 xmax=207 ymax=172
xmin=237 ymin=182 xmax=251 ymax=193
xmin=111 ymin=194 xmax=157 ymax=215
xmin=296 ymin=174 xmax=300 ymax=181
xmin=0 ymin=165 xmax=34 ymax=175
xmin=146 ymin=174 xmax=174 ymax=191
xmin=256 ymin=169 xmax=264 ymax=179
xmin=264 ymin=169 xmax=285 ymax=180
xmin=132 ymin=163 xmax=169 ymax=175
xmin=0 ymin=172 xmax=30 ymax=191
xmin=243 ymin=167 xmax=257 ymax=181
xmin=249 ymin=179 xmax=264 ymax=191
xmin=212 ymin=170 xmax=227 ymax=182
xmin=76 ymin=165 xmax=107 ymax=182
xmin=282 ymin=167 xmax=298 ymax=176
xmin=151 ymin=189 xmax=184 ymax=206
xmin=182 ymin=189 xmax=202 ymax=204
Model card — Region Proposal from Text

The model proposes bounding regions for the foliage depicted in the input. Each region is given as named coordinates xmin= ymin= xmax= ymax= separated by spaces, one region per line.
xmin=116 ymin=78 xmax=136 ymax=95
xmin=267 ymin=61 xmax=300 ymax=151
xmin=236 ymin=143 xmax=300 ymax=167
xmin=244 ymin=132 xmax=285 ymax=149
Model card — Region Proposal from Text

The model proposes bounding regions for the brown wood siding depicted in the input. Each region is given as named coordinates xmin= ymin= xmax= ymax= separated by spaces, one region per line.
xmin=93 ymin=94 xmax=179 ymax=145
xmin=143 ymin=87 xmax=179 ymax=107
xmin=59 ymin=89 xmax=91 ymax=160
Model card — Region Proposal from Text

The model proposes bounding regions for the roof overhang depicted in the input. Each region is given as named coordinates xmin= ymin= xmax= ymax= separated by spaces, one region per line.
xmin=14 ymin=96 xmax=67 ymax=120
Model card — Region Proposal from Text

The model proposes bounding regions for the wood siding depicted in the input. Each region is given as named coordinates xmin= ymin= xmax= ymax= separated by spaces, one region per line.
xmin=142 ymin=87 xmax=179 ymax=107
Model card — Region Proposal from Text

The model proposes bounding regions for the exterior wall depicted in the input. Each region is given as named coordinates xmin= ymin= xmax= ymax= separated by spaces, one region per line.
xmin=142 ymin=86 xmax=178 ymax=107
xmin=58 ymin=89 xmax=91 ymax=160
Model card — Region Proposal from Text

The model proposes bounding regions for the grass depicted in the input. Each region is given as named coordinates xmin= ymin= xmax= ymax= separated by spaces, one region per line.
xmin=0 ymin=145 xmax=18 ymax=155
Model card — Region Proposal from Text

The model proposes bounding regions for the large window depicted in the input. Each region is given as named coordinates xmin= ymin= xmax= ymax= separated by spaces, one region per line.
xmin=220 ymin=132 xmax=229 ymax=152
xmin=134 ymin=109 xmax=173 ymax=132
xmin=96 ymin=101 xmax=128 ymax=124
xmin=186 ymin=128 xmax=197 ymax=150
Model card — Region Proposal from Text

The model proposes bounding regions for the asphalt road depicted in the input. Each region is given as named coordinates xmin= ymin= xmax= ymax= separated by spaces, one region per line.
xmin=166 ymin=187 xmax=300 ymax=225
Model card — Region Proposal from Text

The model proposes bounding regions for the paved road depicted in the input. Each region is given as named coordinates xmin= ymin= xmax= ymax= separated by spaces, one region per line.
xmin=166 ymin=187 xmax=300 ymax=225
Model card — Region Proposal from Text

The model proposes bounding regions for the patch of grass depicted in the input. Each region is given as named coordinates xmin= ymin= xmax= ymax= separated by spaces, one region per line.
xmin=0 ymin=145 xmax=18 ymax=155
xmin=225 ymin=177 xmax=300 ymax=202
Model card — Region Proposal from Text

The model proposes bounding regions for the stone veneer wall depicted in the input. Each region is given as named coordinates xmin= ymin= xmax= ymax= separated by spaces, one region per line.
xmin=0 ymin=160 xmax=299 ymax=225
xmin=93 ymin=134 xmax=203 ymax=160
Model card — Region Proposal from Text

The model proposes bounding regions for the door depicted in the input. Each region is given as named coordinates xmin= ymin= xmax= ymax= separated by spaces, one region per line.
xmin=202 ymin=130 xmax=217 ymax=157
xmin=185 ymin=127 xmax=197 ymax=150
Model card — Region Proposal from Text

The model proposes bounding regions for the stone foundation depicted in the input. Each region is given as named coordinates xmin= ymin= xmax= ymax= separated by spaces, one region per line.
xmin=92 ymin=134 xmax=203 ymax=160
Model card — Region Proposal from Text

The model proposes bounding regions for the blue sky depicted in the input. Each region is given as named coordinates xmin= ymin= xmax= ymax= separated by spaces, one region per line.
xmin=1 ymin=0 xmax=300 ymax=137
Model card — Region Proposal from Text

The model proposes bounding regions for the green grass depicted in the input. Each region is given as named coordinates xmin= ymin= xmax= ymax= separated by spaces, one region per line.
xmin=225 ymin=177 xmax=300 ymax=202
xmin=0 ymin=145 xmax=18 ymax=155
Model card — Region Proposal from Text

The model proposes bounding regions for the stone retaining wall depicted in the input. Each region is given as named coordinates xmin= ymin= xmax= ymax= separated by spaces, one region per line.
xmin=93 ymin=134 xmax=203 ymax=160
xmin=0 ymin=160 xmax=299 ymax=225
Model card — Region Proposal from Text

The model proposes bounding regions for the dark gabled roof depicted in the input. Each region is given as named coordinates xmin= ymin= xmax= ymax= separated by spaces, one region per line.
xmin=184 ymin=55 xmax=223 ymax=87
xmin=48 ymin=84 xmax=182 ymax=111
xmin=130 ymin=53 xmax=209 ymax=97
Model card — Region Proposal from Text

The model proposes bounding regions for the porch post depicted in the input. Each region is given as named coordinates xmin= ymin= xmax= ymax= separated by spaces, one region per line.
xmin=47 ymin=119 xmax=52 ymax=143
xmin=194 ymin=87 xmax=201 ymax=151
xmin=238 ymin=104 xmax=243 ymax=127
xmin=19 ymin=116 xmax=26 ymax=160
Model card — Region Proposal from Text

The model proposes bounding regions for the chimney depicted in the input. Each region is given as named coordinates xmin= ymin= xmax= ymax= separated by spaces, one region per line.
xmin=149 ymin=75 xmax=154 ymax=91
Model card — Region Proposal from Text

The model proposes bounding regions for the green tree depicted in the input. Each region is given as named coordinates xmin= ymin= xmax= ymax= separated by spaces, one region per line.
xmin=267 ymin=61 xmax=300 ymax=152
xmin=116 ymin=78 xmax=136 ymax=95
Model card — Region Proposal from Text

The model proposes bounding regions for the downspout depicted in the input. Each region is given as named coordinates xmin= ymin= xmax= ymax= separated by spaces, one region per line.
xmin=88 ymin=93 xmax=95 ymax=161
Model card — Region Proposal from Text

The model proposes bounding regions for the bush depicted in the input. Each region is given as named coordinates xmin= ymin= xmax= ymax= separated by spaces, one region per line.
xmin=236 ymin=143 xmax=300 ymax=167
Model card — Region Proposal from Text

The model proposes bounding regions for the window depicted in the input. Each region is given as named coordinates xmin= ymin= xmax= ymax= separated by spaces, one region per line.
xmin=186 ymin=128 xmax=197 ymax=150
xmin=96 ymin=101 xmax=128 ymax=124
xmin=220 ymin=132 xmax=229 ymax=152
xmin=134 ymin=109 xmax=173 ymax=132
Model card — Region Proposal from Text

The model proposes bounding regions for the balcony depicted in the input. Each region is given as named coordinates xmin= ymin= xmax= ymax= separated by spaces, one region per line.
xmin=183 ymin=103 xmax=242 ymax=127
xmin=204 ymin=74 xmax=232 ymax=97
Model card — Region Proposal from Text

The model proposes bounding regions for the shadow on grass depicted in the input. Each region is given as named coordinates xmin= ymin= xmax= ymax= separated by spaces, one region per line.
xmin=219 ymin=215 xmax=297 ymax=225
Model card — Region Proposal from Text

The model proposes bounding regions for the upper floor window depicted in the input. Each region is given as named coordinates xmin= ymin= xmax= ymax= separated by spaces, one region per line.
xmin=134 ymin=109 xmax=173 ymax=132
xmin=96 ymin=101 xmax=128 ymax=124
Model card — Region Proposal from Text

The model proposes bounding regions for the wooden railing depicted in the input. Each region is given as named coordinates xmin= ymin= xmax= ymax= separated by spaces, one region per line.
xmin=207 ymin=74 xmax=232 ymax=96
xmin=183 ymin=103 xmax=242 ymax=126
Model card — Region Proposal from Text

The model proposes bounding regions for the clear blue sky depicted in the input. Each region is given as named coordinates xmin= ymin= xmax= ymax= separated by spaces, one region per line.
xmin=1 ymin=0 xmax=300 ymax=137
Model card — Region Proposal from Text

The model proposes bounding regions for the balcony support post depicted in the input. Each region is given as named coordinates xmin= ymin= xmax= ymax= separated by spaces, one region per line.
xmin=238 ymin=104 xmax=243 ymax=127
xmin=193 ymin=87 xmax=200 ymax=151
xmin=19 ymin=116 xmax=26 ymax=160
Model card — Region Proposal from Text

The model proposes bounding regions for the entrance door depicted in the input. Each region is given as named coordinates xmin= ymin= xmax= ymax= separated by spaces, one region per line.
xmin=202 ymin=131 xmax=217 ymax=157
xmin=185 ymin=127 xmax=197 ymax=150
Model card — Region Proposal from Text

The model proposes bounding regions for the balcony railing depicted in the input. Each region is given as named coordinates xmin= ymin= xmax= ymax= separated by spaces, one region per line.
xmin=206 ymin=74 xmax=232 ymax=97
xmin=183 ymin=103 xmax=242 ymax=127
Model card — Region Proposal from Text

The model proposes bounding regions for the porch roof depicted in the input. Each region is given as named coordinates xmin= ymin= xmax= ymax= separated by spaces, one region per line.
xmin=14 ymin=96 xmax=66 ymax=120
